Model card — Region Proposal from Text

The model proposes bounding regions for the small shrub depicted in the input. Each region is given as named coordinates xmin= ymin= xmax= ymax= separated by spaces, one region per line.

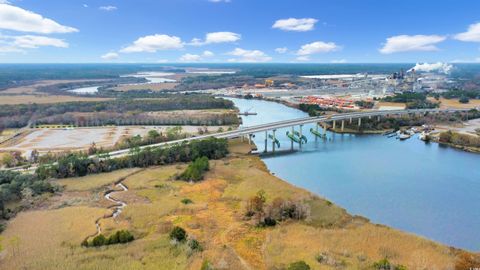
xmin=288 ymin=261 xmax=311 ymax=270
xmin=372 ymin=258 xmax=406 ymax=270
xmin=177 ymin=156 xmax=209 ymax=182
xmin=83 ymin=230 xmax=134 ymax=247
xmin=263 ymin=217 xmax=277 ymax=227
xmin=91 ymin=234 xmax=107 ymax=247
xmin=188 ymin=238 xmax=203 ymax=252
xmin=181 ymin=198 xmax=193 ymax=205
xmin=200 ymin=259 xmax=214 ymax=270
xmin=170 ymin=226 xmax=187 ymax=242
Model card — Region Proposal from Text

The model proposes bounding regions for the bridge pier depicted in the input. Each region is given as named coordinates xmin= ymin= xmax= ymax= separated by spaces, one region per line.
xmin=272 ymin=129 xmax=276 ymax=153
xmin=264 ymin=131 xmax=267 ymax=153
xmin=332 ymin=120 xmax=336 ymax=130
xmin=358 ymin=118 xmax=362 ymax=127
xmin=323 ymin=122 xmax=327 ymax=136
xmin=291 ymin=126 xmax=294 ymax=150
xmin=377 ymin=116 xmax=381 ymax=122
xmin=248 ymin=134 xmax=252 ymax=145
xmin=349 ymin=118 xmax=352 ymax=124
xmin=341 ymin=120 xmax=345 ymax=132
xmin=299 ymin=125 xmax=303 ymax=149
xmin=315 ymin=124 xmax=319 ymax=142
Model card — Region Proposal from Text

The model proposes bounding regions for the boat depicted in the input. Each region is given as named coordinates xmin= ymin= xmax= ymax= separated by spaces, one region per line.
xmin=398 ymin=133 xmax=411 ymax=140
xmin=419 ymin=131 xmax=430 ymax=141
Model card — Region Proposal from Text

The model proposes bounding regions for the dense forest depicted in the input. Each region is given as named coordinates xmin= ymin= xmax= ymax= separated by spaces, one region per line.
xmin=0 ymin=95 xmax=236 ymax=128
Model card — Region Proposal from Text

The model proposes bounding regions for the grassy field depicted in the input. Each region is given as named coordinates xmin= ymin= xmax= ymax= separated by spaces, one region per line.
xmin=0 ymin=94 xmax=112 ymax=105
xmin=113 ymin=82 xmax=178 ymax=92
xmin=0 ymin=140 xmax=470 ymax=269
xmin=437 ymin=97 xmax=480 ymax=109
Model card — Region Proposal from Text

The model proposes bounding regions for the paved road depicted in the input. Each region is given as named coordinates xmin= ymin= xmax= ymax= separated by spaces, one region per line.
xmin=3 ymin=108 xmax=472 ymax=172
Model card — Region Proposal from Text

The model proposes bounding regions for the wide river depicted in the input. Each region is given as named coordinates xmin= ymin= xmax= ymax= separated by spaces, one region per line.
xmin=229 ymin=97 xmax=480 ymax=251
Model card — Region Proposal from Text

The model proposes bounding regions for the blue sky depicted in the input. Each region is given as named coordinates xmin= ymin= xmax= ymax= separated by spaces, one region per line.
xmin=1 ymin=0 xmax=480 ymax=63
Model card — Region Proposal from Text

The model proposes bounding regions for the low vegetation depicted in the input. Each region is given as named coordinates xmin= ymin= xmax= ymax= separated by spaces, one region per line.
xmin=82 ymin=230 xmax=134 ymax=247
xmin=382 ymin=92 xmax=439 ymax=109
xmin=438 ymin=130 xmax=480 ymax=149
xmin=177 ymin=156 xmax=209 ymax=182
xmin=245 ymin=190 xmax=309 ymax=227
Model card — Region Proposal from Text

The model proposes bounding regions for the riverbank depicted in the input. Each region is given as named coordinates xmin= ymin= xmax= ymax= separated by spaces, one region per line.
xmin=0 ymin=139 xmax=475 ymax=270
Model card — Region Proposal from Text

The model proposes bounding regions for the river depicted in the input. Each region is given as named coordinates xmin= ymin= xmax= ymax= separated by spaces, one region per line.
xmin=229 ymin=97 xmax=480 ymax=251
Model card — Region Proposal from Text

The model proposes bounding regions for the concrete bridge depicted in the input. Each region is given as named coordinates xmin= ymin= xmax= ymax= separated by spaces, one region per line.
xmin=106 ymin=107 xmax=472 ymax=158
xmin=3 ymin=107 xmax=473 ymax=172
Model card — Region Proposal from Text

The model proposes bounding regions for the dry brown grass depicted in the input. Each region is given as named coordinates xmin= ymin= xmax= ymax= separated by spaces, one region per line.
xmin=438 ymin=97 xmax=480 ymax=109
xmin=113 ymin=83 xmax=178 ymax=92
xmin=0 ymin=141 xmax=467 ymax=270
xmin=0 ymin=94 xmax=112 ymax=105
xmin=56 ymin=168 xmax=141 ymax=191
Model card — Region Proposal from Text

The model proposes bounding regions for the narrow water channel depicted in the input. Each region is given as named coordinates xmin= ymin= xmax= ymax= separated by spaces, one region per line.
xmin=228 ymin=97 xmax=480 ymax=251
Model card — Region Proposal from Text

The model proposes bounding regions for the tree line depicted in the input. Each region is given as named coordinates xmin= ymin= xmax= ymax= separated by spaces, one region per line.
xmin=0 ymin=94 xmax=235 ymax=128
xmin=35 ymin=138 xmax=228 ymax=180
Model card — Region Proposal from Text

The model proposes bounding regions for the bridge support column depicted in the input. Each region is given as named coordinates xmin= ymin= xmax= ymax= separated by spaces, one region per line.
xmin=377 ymin=116 xmax=381 ymax=122
xmin=323 ymin=122 xmax=327 ymax=137
xmin=341 ymin=120 xmax=345 ymax=132
xmin=291 ymin=126 xmax=294 ymax=150
xmin=272 ymin=129 xmax=276 ymax=153
xmin=315 ymin=123 xmax=319 ymax=142
xmin=349 ymin=118 xmax=352 ymax=124
xmin=333 ymin=120 xmax=336 ymax=130
xmin=248 ymin=134 xmax=252 ymax=145
xmin=299 ymin=125 xmax=303 ymax=149
xmin=358 ymin=118 xmax=362 ymax=127
xmin=264 ymin=131 xmax=267 ymax=153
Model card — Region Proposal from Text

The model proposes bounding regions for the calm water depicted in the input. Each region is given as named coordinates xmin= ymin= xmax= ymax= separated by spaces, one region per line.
xmin=229 ymin=97 xmax=480 ymax=251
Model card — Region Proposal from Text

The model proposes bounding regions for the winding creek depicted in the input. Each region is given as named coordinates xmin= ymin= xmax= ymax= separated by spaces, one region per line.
xmin=228 ymin=97 xmax=480 ymax=251
xmin=91 ymin=182 xmax=130 ymax=237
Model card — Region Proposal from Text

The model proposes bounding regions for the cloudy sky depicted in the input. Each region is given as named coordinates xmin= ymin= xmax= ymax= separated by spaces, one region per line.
xmin=1 ymin=0 xmax=480 ymax=63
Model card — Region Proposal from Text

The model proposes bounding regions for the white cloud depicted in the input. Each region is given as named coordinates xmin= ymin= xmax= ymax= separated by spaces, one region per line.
xmin=227 ymin=48 xmax=272 ymax=62
xmin=454 ymin=23 xmax=480 ymax=42
xmin=202 ymin=50 xmax=214 ymax=57
xmin=0 ymin=0 xmax=10 ymax=3
xmin=379 ymin=35 xmax=446 ymax=54
xmin=179 ymin=53 xmax=202 ymax=62
xmin=120 ymin=34 xmax=183 ymax=53
xmin=190 ymin=31 xmax=241 ymax=46
xmin=179 ymin=50 xmax=214 ymax=62
xmin=297 ymin=41 xmax=339 ymax=55
xmin=157 ymin=59 xmax=169 ymax=63
xmin=101 ymin=52 xmax=119 ymax=60
xmin=408 ymin=62 xmax=453 ymax=74
xmin=83 ymin=4 xmax=88 ymax=8
xmin=272 ymin=18 xmax=318 ymax=32
xmin=275 ymin=47 xmax=288 ymax=54
xmin=99 ymin=6 xmax=117 ymax=11
xmin=0 ymin=4 xmax=78 ymax=34
xmin=0 ymin=34 xmax=68 ymax=52
xmin=331 ymin=59 xmax=347 ymax=63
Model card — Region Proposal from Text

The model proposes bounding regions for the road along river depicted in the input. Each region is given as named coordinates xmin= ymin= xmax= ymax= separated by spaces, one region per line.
xmin=228 ymin=97 xmax=480 ymax=251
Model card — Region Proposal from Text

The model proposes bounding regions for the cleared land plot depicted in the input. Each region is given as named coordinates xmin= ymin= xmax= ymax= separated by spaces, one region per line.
xmin=0 ymin=140 xmax=463 ymax=270
xmin=1 ymin=125 xmax=228 ymax=153
xmin=113 ymin=82 xmax=178 ymax=92
xmin=0 ymin=94 xmax=111 ymax=105
xmin=438 ymin=97 xmax=480 ymax=109
xmin=376 ymin=101 xmax=407 ymax=110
